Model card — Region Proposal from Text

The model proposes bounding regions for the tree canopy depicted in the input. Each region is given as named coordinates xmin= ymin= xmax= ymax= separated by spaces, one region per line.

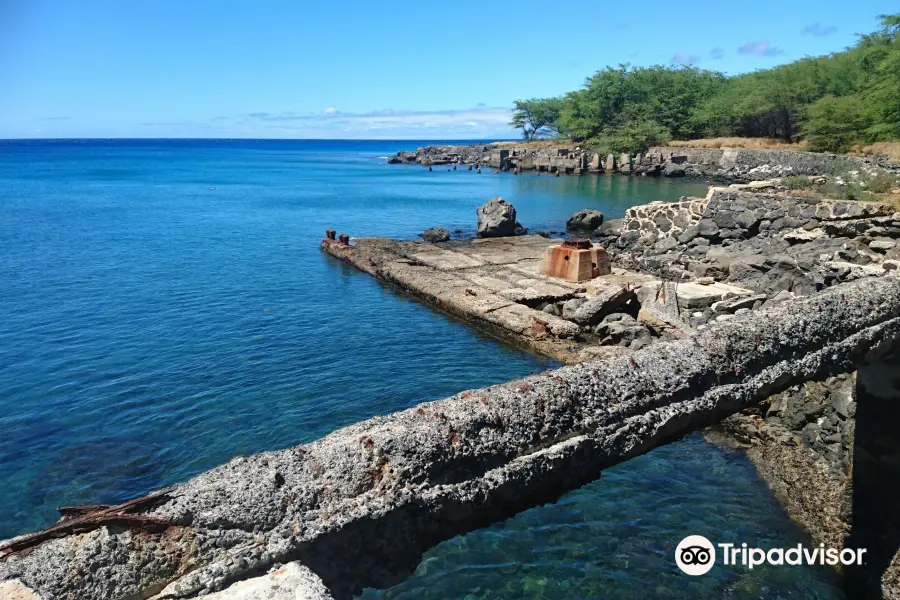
xmin=509 ymin=14 xmax=900 ymax=154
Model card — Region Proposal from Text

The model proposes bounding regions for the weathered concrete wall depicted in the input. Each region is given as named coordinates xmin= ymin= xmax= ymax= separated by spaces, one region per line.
xmin=2 ymin=276 xmax=900 ymax=600
xmin=713 ymin=354 xmax=900 ymax=600
xmin=850 ymin=354 xmax=900 ymax=598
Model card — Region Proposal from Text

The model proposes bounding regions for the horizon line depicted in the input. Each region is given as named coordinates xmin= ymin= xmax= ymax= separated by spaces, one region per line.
xmin=0 ymin=136 xmax=522 ymax=142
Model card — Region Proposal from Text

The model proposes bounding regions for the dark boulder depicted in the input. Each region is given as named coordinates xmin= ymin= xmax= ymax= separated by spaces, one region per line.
xmin=596 ymin=218 xmax=624 ymax=238
xmin=566 ymin=209 xmax=604 ymax=232
xmin=663 ymin=162 xmax=686 ymax=177
xmin=476 ymin=197 xmax=526 ymax=238
xmin=422 ymin=227 xmax=451 ymax=243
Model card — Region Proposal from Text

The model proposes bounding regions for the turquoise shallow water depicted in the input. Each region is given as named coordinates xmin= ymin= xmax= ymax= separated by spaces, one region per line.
xmin=0 ymin=139 xmax=843 ymax=597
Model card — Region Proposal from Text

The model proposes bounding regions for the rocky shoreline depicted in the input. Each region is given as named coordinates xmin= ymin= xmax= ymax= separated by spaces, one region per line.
xmin=388 ymin=142 xmax=899 ymax=183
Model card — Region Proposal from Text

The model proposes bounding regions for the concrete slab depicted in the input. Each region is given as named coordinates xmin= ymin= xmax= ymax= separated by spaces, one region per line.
xmin=453 ymin=236 xmax=556 ymax=265
xmin=498 ymin=282 xmax=577 ymax=303
xmin=399 ymin=245 xmax=485 ymax=270
xmin=482 ymin=303 xmax=579 ymax=338
xmin=675 ymin=281 xmax=755 ymax=309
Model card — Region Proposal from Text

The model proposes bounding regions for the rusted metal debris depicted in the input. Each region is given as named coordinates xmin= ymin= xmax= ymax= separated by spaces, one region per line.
xmin=0 ymin=488 xmax=176 ymax=558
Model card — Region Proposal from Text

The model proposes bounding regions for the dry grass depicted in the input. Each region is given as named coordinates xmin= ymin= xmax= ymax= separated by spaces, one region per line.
xmin=667 ymin=137 xmax=808 ymax=150
xmin=488 ymin=140 xmax=576 ymax=149
xmin=850 ymin=141 xmax=900 ymax=163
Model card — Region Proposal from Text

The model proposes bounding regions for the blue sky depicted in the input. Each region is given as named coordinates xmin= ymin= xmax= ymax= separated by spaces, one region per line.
xmin=1 ymin=0 xmax=895 ymax=139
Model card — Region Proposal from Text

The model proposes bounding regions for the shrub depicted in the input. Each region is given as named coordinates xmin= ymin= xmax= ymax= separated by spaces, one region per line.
xmin=783 ymin=175 xmax=815 ymax=190
xmin=864 ymin=171 xmax=898 ymax=193
xmin=588 ymin=120 xmax=672 ymax=155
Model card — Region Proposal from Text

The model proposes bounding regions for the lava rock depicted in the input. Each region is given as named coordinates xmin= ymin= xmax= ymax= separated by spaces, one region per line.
xmin=570 ymin=285 xmax=635 ymax=326
xmin=561 ymin=298 xmax=587 ymax=320
xmin=476 ymin=197 xmax=526 ymax=238
xmin=422 ymin=227 xmax=451 ymax=243
xmin=566 ymin=209 xmax=604 ymax=232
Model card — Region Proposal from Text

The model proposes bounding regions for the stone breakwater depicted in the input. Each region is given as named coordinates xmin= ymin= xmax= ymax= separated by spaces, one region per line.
xmin=388 ymin=143 xmax=899 ymax=182
xmin=2 ymin=275 xmax=899 ymax=600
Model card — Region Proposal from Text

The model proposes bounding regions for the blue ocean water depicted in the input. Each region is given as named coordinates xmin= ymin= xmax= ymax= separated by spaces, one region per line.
xmin=0 ymin=139 xmax=843 ymax=597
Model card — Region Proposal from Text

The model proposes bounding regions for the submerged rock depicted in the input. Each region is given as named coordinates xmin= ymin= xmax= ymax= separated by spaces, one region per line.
xmin=422 ymin=227 xmax=450 ymax=243
xmin=476 ymin=197 xmax=526 ymax=238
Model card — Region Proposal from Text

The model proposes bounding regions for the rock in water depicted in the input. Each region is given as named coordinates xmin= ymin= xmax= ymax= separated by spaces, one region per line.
xmin=663 ymin=162 xmax=686 ymax=177
xmin=476 ymin=197 xmax=526 ymax=238
xmin=422 ymin=227 xmax=451 ymax=243
xmin=566 ymin=209 xmax=604 ymax=232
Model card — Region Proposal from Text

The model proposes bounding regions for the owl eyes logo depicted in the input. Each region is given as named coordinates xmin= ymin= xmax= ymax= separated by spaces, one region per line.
xmin=675 ymin=535 xmax=716 ymax=575
xmin=680 ymin=546 xmax=712 ymax=565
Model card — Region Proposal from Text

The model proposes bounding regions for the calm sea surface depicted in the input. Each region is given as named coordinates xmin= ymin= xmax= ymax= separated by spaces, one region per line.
xmin=0 ymin=139 xmax=843 ymax=597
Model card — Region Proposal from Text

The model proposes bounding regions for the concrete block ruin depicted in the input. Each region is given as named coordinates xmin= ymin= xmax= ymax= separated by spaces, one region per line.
xmin=538 ymin=237 xmax=611 ymax=282
xmin=2 ymin=274 xmax=899 ymax=600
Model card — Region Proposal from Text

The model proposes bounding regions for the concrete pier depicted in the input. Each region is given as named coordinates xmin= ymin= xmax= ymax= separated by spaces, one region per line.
xmin=320 ymin=235 xmax=758 ymax=363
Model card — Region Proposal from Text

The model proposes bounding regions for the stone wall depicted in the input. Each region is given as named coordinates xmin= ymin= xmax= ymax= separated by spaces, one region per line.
xmin=598 ymin=188 xmax=899 ymax=298
xmin=648 ymin=146 xmax=900 ymax=180
xmin=388 ymin=143 xmax=899 ymax=182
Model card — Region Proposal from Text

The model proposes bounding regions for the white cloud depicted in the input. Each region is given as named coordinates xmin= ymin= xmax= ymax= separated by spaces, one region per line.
xmin=139 ymin=106 xmax=518 ymax=139
xmin=670 ymin=52 xmax=699 ymax=66
xmin=802 ymin=23 xmax=837 ymax=37
xmin=737 ymin=41 xmax=784 ymax=57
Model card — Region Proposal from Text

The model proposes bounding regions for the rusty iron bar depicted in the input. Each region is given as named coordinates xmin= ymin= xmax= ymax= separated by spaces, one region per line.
xmin=0 ymin=488 xmax=176 ymax=557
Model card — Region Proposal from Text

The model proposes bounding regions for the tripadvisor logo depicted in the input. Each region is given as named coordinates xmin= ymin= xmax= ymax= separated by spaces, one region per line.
xmin=676 ymin=535 xmax=716 ymax=575
xmin=675 ymin=535 xmax=867 ymax=575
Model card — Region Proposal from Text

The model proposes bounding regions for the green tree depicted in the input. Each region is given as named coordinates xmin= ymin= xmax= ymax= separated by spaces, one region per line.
xmin=802 ymin=95 xmax=871 ymax=152
xmin=509 ymin=98 xmax=563 ymax=140
xmin=506 ymin=13 xmax=900 ymax=154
